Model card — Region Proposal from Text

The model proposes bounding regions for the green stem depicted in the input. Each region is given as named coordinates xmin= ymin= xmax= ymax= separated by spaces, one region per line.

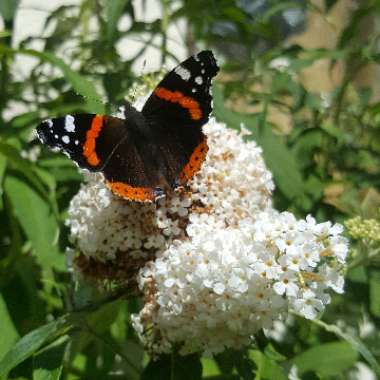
xmin=83 ymin=321 xmax=141 ymax=376
xmin=160 ymin=0 xmax=170 ymax=65
xmin=0 ymin=19 xmax=14 ymax=122
xmin=348 ymin=247 xmax=380 ymax=269
xmin=296 ymin=313 xmax=380 ymax=377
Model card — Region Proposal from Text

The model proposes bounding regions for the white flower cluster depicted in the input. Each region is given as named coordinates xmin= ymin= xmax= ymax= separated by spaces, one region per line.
xmin=66 ymin=100 xmax=348 ymax=355
xmin=133 ymin=210 xmax=347 ymax=355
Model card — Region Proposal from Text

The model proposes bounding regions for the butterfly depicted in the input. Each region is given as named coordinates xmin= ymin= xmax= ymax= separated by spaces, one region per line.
xmin=36 ymin=50 xmax=219 ymax=201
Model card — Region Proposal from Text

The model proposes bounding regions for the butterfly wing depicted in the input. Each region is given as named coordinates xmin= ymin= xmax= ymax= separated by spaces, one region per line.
xmin=37 ymin=50 xmax=219 ymax=201
xmin=141 ymin=50 xmax=219 ymax=186
xmin=37 ymin=113 xmax=158 ymax=201
xmin=37 ymin=114 xmax=125 ymax=170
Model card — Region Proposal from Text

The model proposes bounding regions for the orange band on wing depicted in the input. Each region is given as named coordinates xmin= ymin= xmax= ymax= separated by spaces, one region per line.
xmin=154 ymin=87 xmax=203 ymax=121
xmin=179 ymin=137 xmax=208 ymax=184
xmin=106 ymin=181 xmax=155 ymax=202
xmin=83 ymin=115 xmax=104 ymax=166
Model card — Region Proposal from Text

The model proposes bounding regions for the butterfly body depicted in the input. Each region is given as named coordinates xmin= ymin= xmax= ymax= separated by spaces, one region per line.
xmin=37 ymin=51 xmax=219 ymax=201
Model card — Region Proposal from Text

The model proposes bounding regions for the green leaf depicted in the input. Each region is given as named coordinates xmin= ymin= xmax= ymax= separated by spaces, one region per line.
xmin=249 ymin=350 xmax=287 ymax=380
xmin=324 ymin=0 xmax=338 ymax=12
xmin=0 ymin=46 xmax=105 ymax=114
xmin=258 ymin=125 xmax=304 ymax=200
xmin=33 ymin=340 xmax=66 ymax=380
xmin=0 ymin=294 xmax=19 ymax=360
xmin=173 ymin=354 xmax=202 ymax=380
xmin=369 ymin=269 xmax=380 ymax=318
xmin=261 ymin=2 xmax=302 ymax=22
xmin=23 ymin=50 xmax=105 ymax=114
xmin=9 ymin=111 xmax=40 ymax=129
xmin=0 ymin=0 xmax=20 ymax=21
xmin=291 ymin=341 xmax=357 ymax=376
xmin=213 ymin=85 xmax=304 ymax=200
xmin=106 ymin=0 xmax=130 ymax=41
xmin=4 ymin=176 xmax=64 ymax=270
xmin=0 ymin=153 xmax=7 ymax=209
xmin=0 ymin=31 xmax=11 ymax=38
xmin=359 ymin=188 xmax=380 ymax=219
xmin=202 ymin=357 xmax=221 ymax=377
xmin=0 ymin=142 xmax=48 ymax=200
xmin=337 ymin=6 xmax=371 ymax=49
xmin=0 ymin=318 xmax=70 ymax=378
xmin=141 ymin=355 xmax=171 ymax=380
xmin=142 ymin=354 xmax=202 ymax=380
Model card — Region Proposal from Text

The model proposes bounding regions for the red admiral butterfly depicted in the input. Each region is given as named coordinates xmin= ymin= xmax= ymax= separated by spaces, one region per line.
xmin=37 ymin=50 xmax=219 ymax=201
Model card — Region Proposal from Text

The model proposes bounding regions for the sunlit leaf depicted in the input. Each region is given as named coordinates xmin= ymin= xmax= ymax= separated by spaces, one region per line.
xmin=369 ymin=269 xmax=380 ymax=318
xmin=213 ymin=85 xmax=304 ymax=200
xmin=0 ymin=46 xmax=105 ymax=114
xmin=312 ymin=320 xmax=380 ymax=377
xmin=0 ymin=142 xmax=48 ymax=200
xmin=33 ymin=339 xmax=66 ymax=380
xmin=0 ymin=294 xmax=19 ymax=360
xmin=201 ymin=357 xmax=221 ymax=377
xmin=0 ymin=0 xmax=20 ymax=21
xmin=0 ymin=153 xmax=6 ymax=209
xmin=291 ymin=341 xmax=357 ymax=376
xmin=106 ymin=0 xmax=130 ymax=41
xmin=4 ymin=176 xmax=64 ymax=270
xmin=23 ymin=50 xmax=105 ymax=114
xmin=249 ymin=350 xmax=287 ymax=380
xmin=0 ymin=318 xmax=70 ymax=378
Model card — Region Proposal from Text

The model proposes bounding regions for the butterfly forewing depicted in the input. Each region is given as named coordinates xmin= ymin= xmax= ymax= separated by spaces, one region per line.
xmin=37 ymin=114 xmax=128 ymax=171
xmin=141 ymin=50 xmax=219 ymax=186
xmin=142 ymin=50 xmax=219 ymax=127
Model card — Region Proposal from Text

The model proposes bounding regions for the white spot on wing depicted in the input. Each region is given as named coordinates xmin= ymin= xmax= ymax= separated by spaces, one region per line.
xmin=201 ymin=69 xmax=205 ymax=74
xmin=54 ymin=134 xmax=58 ymax=139
xmin=62 ymin=135 xmax=70 ymax=144
xmin=174 ymin=65 xmax=191 ymax=81
xmin=195 ymin=76 xmax=203 ymax=85
xmin=75 ymin=140 xmax=79 ymax=145
xmin=192 ymin=88 xmax=197 ymax=93
xmin=46 ymin=119 xmax=53 ymax=128
xmin=64 ymin=114 xmax=76 ymax=132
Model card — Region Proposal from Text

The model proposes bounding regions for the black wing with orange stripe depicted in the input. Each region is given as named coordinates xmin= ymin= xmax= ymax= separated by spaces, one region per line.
xmin=37 ymin=51 xmax=219 ymax=202
xmin=37 ymin=114 xmax=126 ymax=171
xmin=140 ymin=50 xmax=219 ymax=186
xmin=142 ymin=50 xmax=219 ymax=127
xmin=36 ymin=113 xmax=164 ymax=201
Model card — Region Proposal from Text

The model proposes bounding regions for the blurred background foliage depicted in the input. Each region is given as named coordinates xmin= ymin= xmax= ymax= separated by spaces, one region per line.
xmin=1 ymin=0 xmax=380 ymax=379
